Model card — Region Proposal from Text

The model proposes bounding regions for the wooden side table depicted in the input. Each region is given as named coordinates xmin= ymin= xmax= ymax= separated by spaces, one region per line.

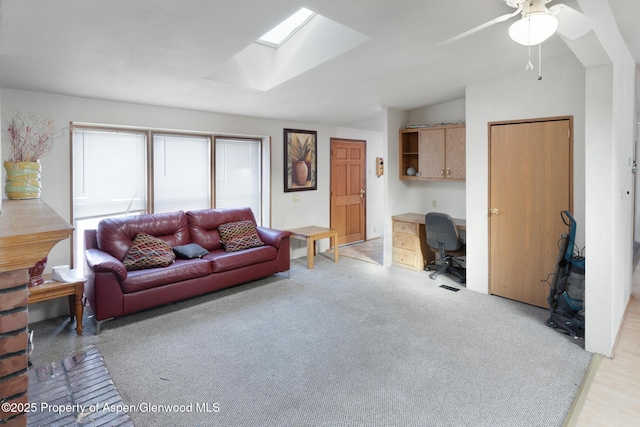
xmin=27 ymin=274 xmax=84 ymax=335
xmin=288 ymin=226 xmax=340 ymax=269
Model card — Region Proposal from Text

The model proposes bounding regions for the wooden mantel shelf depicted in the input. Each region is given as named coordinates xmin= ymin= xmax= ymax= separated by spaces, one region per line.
xmin=0 ymin=199 xmax=73 ymax=273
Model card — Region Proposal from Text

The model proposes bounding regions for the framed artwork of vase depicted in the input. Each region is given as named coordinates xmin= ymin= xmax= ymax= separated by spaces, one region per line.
xmin=284 ymin=128 xmax=317 ymax=192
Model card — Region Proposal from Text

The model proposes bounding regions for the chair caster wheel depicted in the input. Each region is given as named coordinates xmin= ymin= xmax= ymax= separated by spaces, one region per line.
xmin=429 ymin=273 xmax=437 ymax=280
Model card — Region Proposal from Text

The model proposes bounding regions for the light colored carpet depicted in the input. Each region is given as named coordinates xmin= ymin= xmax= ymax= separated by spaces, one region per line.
xmin=29 ymin=255 xmax=591 ymax=426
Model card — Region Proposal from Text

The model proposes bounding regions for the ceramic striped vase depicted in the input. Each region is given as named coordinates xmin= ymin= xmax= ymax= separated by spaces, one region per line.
xmin=4 ymin=160 xmax=42 ymax=199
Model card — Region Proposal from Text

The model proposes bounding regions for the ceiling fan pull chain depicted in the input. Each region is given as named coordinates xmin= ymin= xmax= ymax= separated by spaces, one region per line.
xmin=525 ymin=11 xmax=534 ymax=71
xmin=526 ymin=45 xmax=534 ymax=71
xmin=538 ymin=43 xmax=543 ymax=80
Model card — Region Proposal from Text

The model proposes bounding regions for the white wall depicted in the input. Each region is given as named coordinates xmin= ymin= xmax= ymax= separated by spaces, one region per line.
xmin=577 ymin=0 xmax=637 ymax=355
xmin=584 ymin=64 xmax=616 ymax=354
xmin=383 ymin=108 xmax=409 ymax=266
xmin=635 ymin=70 xmax=640 ymax=243
xmin=0 ymin=89 xmax=383 ymax=322
xmin=407 ymin=98 xmax=466 ymax=127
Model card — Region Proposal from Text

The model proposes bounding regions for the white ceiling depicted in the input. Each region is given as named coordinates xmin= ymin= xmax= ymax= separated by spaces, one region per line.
xmin=0 ymin=0 xmax=638 ymax=130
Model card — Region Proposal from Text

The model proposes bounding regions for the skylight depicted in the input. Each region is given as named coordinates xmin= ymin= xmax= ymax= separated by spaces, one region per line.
xmin=257 ymin=8 xmax=316 ymax=48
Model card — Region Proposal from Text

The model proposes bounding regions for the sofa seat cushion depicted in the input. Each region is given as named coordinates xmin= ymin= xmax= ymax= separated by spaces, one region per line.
xmin=205 ymin=246 xmax=277 ymax=273
xmin=120 ymin=258 xmax=212 ymax=294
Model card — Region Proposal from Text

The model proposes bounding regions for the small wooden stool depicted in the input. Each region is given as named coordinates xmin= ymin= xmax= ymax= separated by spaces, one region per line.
xmin=288 ymin=226 xmax=339 ymax=269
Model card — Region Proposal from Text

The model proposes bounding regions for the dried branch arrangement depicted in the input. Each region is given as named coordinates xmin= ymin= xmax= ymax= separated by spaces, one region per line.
xmin=4 ymin=112 xmax=63 ymax=162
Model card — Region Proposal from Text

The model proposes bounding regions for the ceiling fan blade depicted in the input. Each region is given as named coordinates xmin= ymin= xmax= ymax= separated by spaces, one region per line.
xmin=436 ymin=8 xmax=522 ymax=46
xmin=549 ymin=4 xmax=597 ymax=40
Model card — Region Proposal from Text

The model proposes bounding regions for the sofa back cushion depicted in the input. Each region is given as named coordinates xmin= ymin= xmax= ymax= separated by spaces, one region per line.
xmin=187 ymin=207 xmax=257 ymax=251
xmin=97 ymin=211 xmax=191 ymax=261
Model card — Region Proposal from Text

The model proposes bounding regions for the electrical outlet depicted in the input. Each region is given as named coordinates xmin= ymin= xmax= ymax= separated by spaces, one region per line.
xmin=432 ymin=200 xmax=437 ymax=208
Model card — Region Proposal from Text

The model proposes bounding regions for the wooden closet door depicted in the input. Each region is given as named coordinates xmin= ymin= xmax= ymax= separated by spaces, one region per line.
xmin=489 ymin=118 xmax=572 ymax=308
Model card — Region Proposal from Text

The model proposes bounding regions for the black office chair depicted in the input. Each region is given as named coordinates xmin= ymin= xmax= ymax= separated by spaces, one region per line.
xmin=424 ymin=212 xmax=466 ymax=283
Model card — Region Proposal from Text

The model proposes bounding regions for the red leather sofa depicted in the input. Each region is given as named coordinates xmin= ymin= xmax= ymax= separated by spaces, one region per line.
xmin=84 ymin=207 xmax=290 ymax=332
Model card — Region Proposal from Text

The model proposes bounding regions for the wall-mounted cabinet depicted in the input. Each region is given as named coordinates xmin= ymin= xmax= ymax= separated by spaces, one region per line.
xmin=399 ymin=125 xmax=465 ymax=181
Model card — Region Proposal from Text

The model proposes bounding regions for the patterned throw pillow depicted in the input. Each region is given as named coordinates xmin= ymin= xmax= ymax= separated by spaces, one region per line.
xmin=123 ymin=233 xmax=176 ymax=271
xmin=218 ymin=220 xmax=265 ymax=252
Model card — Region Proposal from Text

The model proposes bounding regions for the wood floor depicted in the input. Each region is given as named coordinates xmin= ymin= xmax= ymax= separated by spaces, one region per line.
xmin=570 ymin=267 xmax=640 ymax=426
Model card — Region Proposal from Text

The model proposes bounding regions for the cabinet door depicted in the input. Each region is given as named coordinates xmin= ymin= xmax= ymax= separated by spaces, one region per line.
xmin=445 ymin=127 xmax=465 ymax=180
xmin=419 ymin=129 xmax=445 ymax=179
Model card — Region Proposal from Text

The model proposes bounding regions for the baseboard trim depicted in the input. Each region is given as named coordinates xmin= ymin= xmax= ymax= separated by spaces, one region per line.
xmin=563 ymin=353 xmax=602 ymax=427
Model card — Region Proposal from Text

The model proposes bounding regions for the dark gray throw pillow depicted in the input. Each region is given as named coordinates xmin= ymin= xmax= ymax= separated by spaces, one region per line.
xmin=172 ymin=243 xmax=209 ymax=259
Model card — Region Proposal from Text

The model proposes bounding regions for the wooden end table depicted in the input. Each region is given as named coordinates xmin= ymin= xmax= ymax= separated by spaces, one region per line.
xmin=27 ymin=274 xmax=85 ymax=335
xmin=288 ymin=226 xmax=339 ymax=269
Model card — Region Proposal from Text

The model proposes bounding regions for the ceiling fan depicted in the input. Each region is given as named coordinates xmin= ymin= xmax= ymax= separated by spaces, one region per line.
xmin=437 ymin=0 xmax=597 ymax=47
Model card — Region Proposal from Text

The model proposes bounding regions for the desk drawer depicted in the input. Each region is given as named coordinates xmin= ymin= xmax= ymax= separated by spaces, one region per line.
xmin=393 ymin=220 xmax=418 ymax=236
xmin=393 ymin=234 xmax=418 ymax=251
xmin=393 ymin=247 xmax=418 ymax=269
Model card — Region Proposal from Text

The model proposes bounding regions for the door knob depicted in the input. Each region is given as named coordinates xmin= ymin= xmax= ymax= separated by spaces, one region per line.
xmin=491 ymin=208 xmax=500 ymax=215
xmin=360 ymin=189 xmax=366 ymax=198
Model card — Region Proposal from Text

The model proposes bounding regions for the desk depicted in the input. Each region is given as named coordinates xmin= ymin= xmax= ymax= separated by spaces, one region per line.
xmin=28 ymin=274 xmax=84 ymax=335
xmin=391 ymin=213 xmax=465 ymax=271
xmin=288 ymin=226 xmax=339 ymax=269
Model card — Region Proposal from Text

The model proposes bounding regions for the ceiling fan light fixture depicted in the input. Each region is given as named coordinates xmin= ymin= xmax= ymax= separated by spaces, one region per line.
xmin=508 ymin=12 xmax=559 ymax=46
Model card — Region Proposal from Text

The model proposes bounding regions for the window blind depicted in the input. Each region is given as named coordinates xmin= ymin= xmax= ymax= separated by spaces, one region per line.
xmin=153 ymin=134 xmax=211 ymax=213
xmin=72 ymin=128 xmax=147 ymax=219
xmin=215 ymin=138 xmax=261 ymax=224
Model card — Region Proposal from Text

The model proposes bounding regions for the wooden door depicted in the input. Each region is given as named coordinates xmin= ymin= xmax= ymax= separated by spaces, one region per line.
xmin=446 ymin=127 xmax=465 ymax=180
xmin=489 ymin=118 xmax=572 ymax=308
xmin=419 ymin=129 xmax=445 ymax=179
xmin=331 ymin=139 xmax=366 ymax=246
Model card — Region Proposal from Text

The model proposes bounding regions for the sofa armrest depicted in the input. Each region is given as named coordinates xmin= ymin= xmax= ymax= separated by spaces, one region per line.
xmin=257 ymin=227 xmax=291 ymax=249
xmin=85 ymin=248 xmax=128 ymax=281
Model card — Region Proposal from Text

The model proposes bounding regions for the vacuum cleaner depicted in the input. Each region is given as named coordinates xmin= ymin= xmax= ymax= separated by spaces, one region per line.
xmin=544 ymin=211 xmax=585 ymax=339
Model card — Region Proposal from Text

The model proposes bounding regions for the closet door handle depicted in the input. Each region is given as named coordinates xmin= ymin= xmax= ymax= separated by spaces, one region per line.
xmin=491 ymin=208 xmax=500 ymax=215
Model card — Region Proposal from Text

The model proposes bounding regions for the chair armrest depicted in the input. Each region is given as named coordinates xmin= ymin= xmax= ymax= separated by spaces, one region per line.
xmin=85 ymin=248 xmax=127 ymax=281
xmin=257 ymin=227 xmax=291 ymax=249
